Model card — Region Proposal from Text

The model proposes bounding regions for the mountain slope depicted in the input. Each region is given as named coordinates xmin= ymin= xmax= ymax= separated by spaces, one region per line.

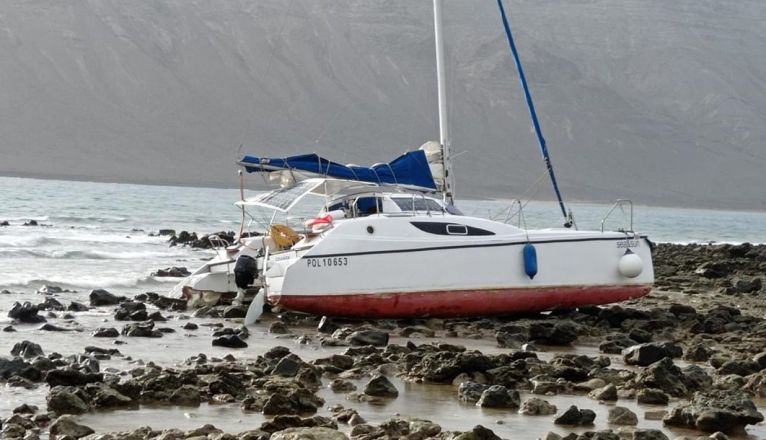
xmin=0 ymin=0 xmax=764 ymax=210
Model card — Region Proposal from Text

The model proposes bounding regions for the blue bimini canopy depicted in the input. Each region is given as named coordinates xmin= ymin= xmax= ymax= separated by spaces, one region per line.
xmin=239 ymin=150 xmax=437 ymax=190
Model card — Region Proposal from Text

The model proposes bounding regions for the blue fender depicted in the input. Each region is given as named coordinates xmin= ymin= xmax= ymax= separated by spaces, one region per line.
xmin=523 ymin=243 xmax=538 ymax=279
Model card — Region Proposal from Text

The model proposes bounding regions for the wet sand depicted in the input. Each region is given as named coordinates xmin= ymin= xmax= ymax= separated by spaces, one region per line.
xmin=2 ymin=242 xmax=766 ymax=439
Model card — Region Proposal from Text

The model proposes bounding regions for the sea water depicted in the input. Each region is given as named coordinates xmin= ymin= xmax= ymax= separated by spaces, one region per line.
xmin=1 ymin=175 xmax=766 ymax=439
xmin=1 ymin=175 xmax=764 ymax=295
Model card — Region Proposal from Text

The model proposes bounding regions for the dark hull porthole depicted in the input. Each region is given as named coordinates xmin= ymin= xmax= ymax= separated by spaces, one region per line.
xmin=366 ymin=226 xmax=374 ymax=234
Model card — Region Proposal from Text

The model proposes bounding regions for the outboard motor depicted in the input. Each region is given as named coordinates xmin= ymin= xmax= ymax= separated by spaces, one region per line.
xmin=234 ymin=255 xmax=258 ymax=289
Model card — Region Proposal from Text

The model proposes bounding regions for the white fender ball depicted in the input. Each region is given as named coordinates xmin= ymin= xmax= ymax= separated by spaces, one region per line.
xmin=618 ymin=251 xmax=643 ymax=278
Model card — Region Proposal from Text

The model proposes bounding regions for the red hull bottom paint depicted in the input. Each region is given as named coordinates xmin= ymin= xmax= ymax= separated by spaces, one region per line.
xmin=269 ymin=285 xmax=652 ymax=319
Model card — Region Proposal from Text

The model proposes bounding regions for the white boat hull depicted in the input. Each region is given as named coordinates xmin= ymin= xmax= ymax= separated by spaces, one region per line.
xmin=266 ymin=215 xmax=654 ymax=318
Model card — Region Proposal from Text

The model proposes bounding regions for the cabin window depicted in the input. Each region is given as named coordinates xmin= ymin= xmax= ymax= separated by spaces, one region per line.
xmin=392 ymin=197 xmax=443 ymax=212
xmin=446 ymin=224 xmax=468 ymax=235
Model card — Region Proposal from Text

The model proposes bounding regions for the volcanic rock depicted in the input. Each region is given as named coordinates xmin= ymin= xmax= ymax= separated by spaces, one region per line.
xmin=212 ymin=334 xmax=248 ymax=348
xmin=589 ymin=383 xmax=618 ymax=401
xmin=623 ymin=342 xmax=683 ymax=366
xmin=476 ymin=385 xmax=520 ymax=408
xmin=10 ymin=340 xmax=44 ymax=359
xmin=554 ymin=405 xmax=596 ymax=425
xmin=270 ymin=427 xmax=348 ymax=440
xmin=114 ymin=301 xmax=146 ymax=320
xmin=519 ymin=397 xmax=557 ymax=415
xmin=151 ymin=266 xmax=191 ymax=277
xmin=529 ymin=321 xmax=579 ymax=345
xmin=92 ymin=327 xmax=119 ymax=338
xmin=45 ymin=368 xmax=103 ymax=387
xmin=262 ymin=389 xmax=325 ymax=415
xmin=317 ymin=316 xmax=339 ymax=334
xmin=608 ymin=406 xmax=638 ymax=425
xmin=636 ymin=388 xmax=669 ymax=405
xmin=269 ymin=321 xmax=290 ymax=334
xmin=458 ymin=381 xmax=489 ymax=403
xmin=663 ymin=390 xmax=764 ymax=433
xmin=223 ymin=304 xmax=247 ymax=318
xmin=38 ymin=297 xmax=65 ymax=311
xmin=47 ymin=386 xmax=89 ymax=414
xmin=8 ymin=301 xmax=46 ymax=323
xmin=363 ymin=374 xmax=398 ymax=398
xmin=92 ymin=385 xmax=134 ymax=408
xmin=121 ymin=321 xmax=162 ymax=337
xmin=89 ymin=289 xmax=124 ymax=306
xmin=348 ymin=330 xmax=389 ymax=347
xmin=67 ymin=301 xmax=90 ymax=312
xmin=49 ymin=415 xmax=94 ymax=438
xmin=170 ymin=384 xmax=202 ymax=406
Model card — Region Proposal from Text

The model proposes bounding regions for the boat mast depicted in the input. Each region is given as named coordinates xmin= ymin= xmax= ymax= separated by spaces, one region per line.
xmin=433 ymin=0 xmax=454 ymax=205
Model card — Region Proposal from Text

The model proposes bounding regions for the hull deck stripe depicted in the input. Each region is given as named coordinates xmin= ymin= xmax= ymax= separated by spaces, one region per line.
xmin=305 ymin=235 xmax=648 ymax=259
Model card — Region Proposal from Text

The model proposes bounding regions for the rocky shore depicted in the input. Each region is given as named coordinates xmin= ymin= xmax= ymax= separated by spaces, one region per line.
xmin=2 ymin=243 xmax=766 ymax=439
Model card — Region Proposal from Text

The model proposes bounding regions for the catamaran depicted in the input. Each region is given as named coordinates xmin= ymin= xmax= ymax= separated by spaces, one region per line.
xmin=170 ymin=0 xmax=654 ymax=320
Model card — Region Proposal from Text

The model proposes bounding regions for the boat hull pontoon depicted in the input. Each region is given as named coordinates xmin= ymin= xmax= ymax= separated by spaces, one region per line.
xmin=263 ymin=215 xmax=653 ymax=318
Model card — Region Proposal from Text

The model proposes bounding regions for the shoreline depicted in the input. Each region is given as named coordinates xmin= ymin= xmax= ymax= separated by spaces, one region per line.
xmin=0 ymin=243 xmax=765 ymax=439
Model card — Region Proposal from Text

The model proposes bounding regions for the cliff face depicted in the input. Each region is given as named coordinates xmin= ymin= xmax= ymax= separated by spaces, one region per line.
xmin=0 ymin=0 xmax=764 ymax=209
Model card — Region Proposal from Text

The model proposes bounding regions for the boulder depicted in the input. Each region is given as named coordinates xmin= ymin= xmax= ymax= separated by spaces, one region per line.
xmin=476 ymin=385 xmax=520 ymax=409
xmin=49 ymin=415 xmax=94 ymax=438
xmin=89 ymin=289 xmax=124 ymax=306
xmin=67 ymin=301 xmax=90 ymax=312
xmin=151 ymin=267 xmax=191 ymax=277
xmin=46 ymin=387 xmax=89 ymax=414
xmin=121 ymin=321 xmax=160 ymax=337
xmin=8 ymin=302 xmax=46 ymax=323
xmin=317 ymin=316 xmax=339 ymax=334
xmin=114 ymin=301 xmax=146 ymax=321
xmin=458 ymin=381 xmax=489 ymax=403
xmin=348 ymin=330 xmax=389 ymax=347
xmin=10 ymin=341 xmax=44 ymax=359
xmin=270 ymin=427 xmax=348 ymax=440
xmin=631 ymin=430 xmax=669 ymax=440
xmin=329 ymin=379 xmax=357 ymax=393
xmin=519 ymin=397 xmax=557 ymax=415
xmin=269 ymin=322 xmax=290 ymax=334
xmin=663 ymin=390 xmax=764 ymax=433
xmin=717 ymin=359 xmax=760 ymax=376
xmin=636 ymin=388 xmax=669 ymax=405
xmin=38 ymin=297 xmax=65 ymax=311
xmin=633 ymin=357 xmax=710 ymax=397
xmin=452 ymin=425 xmax=502 ymax=440
xmin=554 ymin=406 xmax=596 ymax=426
xmin=623 ymin=342 xmax=683 ymax=366
xmin=363 ymin=374 xmax=398 ymax=398
xmin=212 ymin=335 xmax=248 ymax=348
xmin=92 ymin=385 xmax=134 ymax=408
xmin=45 ymin=368 xmax=104 ymax=387
xmin=92 ymin=327 xmax=119 ymax=338
xmin=0 ymin=357 xmax=39 ymax=380
xmin=608 ymin=406 xmax=638 ymax=425
xmin=170 ymin=384 xmax=201 ymax=406
xmin=223 ymin=304 xmax=247 ymax=318
xmin=273 ymin=355 xmax=302 ymax=377
xmin=262 ymin=389 xmax=325 ymax=415
xmin=529 ymin=321 xmax=579 ymax=345
xmin=589 ymin=383 xmax=618 ymax=401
